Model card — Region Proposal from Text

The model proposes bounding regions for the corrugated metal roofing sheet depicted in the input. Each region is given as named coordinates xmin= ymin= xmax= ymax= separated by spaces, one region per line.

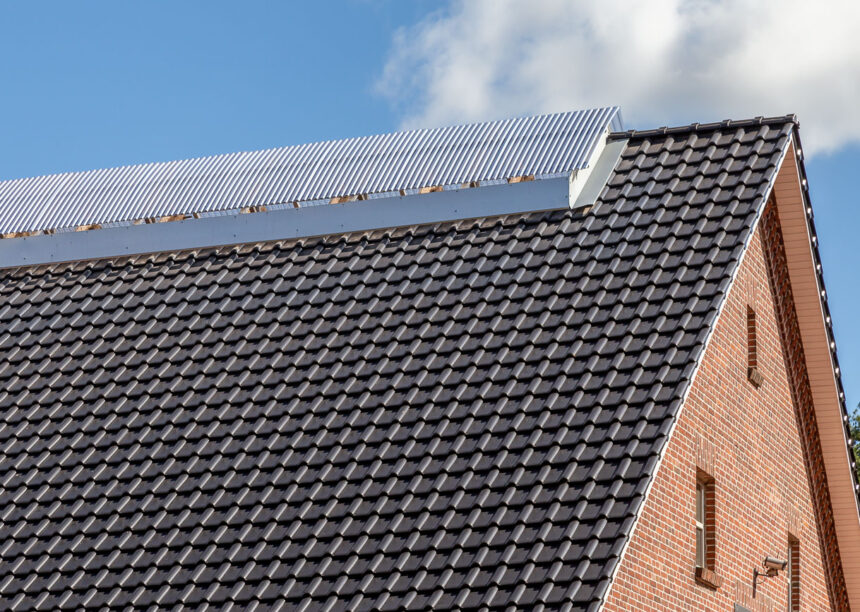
xmin=0 ymin=107 xmax=620 ymax=235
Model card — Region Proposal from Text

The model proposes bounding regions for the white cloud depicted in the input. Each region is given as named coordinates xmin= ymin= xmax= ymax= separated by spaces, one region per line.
xmin=377 ymin=0 xmax=860 ymax=154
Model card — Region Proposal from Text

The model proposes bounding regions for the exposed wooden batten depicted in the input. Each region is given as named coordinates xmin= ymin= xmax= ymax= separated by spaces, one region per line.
xmin=507 ymin=174 xmax=535 ymax=184
xmin=418 ymin=185 xmax=444 ymax=194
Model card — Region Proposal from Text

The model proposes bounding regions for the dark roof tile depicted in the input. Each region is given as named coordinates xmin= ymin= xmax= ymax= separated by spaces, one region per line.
xmin=0 ymin=118 xmax=793 ymax=610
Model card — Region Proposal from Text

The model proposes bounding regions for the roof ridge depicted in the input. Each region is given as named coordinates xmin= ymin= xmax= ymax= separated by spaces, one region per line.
xmin=610 ymin=114 xmax=798 ymax=140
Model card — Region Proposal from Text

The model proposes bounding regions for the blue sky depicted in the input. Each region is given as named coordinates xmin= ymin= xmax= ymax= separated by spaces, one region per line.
xmin=0 ymin=1 xmax=436 ymax=178
xmin=0 ymin=1 xmax=857 ymax=411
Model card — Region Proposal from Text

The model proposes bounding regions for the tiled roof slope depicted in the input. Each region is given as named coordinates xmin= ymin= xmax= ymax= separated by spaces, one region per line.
xmin=0 ymin=120 xmax=792 ymax=610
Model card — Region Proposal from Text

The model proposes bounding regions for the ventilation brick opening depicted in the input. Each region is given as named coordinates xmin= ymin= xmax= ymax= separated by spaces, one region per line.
xmin=747 ymin=306 xmax=764 ymax=387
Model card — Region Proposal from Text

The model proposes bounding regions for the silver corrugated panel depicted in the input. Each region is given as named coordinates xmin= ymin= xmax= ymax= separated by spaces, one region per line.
xmin=0 ymin=107 xmax=620 ymax=235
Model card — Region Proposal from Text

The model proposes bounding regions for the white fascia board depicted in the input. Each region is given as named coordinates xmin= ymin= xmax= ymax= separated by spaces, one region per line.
xmin=0 ymin=177 xmax=570 ymax=269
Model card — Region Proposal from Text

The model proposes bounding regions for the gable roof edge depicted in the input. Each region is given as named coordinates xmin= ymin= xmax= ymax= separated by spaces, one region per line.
xmin=597 ymin=128 xmax=795 ymax=610
xmin=770 ymin=130 xmax=860 ymax=606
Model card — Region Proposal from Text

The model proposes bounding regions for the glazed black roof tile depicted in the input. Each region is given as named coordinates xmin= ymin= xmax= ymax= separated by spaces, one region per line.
xmin=0 ymin=119 xmax=793 ymax=610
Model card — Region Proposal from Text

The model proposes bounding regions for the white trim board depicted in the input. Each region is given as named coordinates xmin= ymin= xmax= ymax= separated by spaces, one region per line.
xmin=0 ymin=179 xmax=565 ymax=269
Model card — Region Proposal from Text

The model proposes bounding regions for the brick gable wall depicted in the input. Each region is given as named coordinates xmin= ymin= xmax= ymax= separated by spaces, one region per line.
xmin=602 ymin=201 xmax=849 ymax=611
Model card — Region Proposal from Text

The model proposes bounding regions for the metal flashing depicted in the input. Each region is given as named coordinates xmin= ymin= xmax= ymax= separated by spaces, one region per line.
xmin=570 ymin=138 xmax=626 ymax=209
xmin=0 ymin=177 xmax=570 ymax=269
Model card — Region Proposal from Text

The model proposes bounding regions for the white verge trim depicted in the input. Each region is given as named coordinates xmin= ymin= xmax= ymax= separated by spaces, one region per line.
xmin=597 ymin=136 xmax=793 ymax=609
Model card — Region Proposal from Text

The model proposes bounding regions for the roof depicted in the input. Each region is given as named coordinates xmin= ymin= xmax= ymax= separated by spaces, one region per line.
xmin=0 ymin=117 xmax=797 ymax=610
xmin=0 ymin=107 xmax=619 ymax=237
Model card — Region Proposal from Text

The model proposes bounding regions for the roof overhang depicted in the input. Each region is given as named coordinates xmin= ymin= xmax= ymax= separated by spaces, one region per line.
xmin=773 ymin=136 xmax=860 ymax=604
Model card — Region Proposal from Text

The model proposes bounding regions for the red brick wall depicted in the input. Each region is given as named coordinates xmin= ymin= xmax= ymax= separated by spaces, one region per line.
xmin=602 ymin=202 xmax=848 ymax=611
